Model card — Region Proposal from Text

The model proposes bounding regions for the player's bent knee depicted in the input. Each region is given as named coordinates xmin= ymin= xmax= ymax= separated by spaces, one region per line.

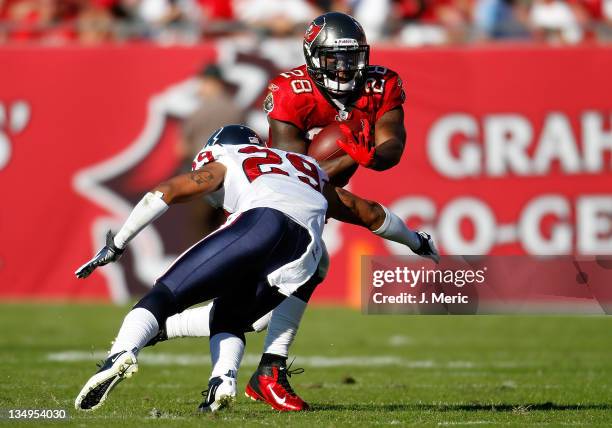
xmin=293 ymin=249 xmax=328 ymax=302
xmin=133 ymin=281 xmax=180 ymax=327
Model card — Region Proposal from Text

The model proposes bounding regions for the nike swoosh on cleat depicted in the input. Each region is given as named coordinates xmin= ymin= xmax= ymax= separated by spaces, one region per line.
xmin=267 ymin=385 xmax=286 ymax=405
xmin=109 ymin=351 xmax=125 ymax=365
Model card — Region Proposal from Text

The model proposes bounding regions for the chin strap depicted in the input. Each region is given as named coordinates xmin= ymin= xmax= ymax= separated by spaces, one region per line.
xmin=322 ymin=74 xmax=357 ymax=94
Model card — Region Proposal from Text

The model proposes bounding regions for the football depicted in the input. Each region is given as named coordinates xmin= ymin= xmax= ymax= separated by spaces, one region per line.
xmin=307 ymin=119 xmax=363 ymax=162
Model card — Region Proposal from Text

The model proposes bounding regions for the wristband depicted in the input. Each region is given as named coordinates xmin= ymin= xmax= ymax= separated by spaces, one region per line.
xmin=372 ymin=204 xmax=421 ymax=251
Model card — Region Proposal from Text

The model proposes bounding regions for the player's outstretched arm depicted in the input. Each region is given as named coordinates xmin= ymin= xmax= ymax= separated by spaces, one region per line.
xmin=75 ymin=163 xmax=226 ymax=278
xmin=324 ymin=184 xmax=382 ymax=229
xmin=325 ymin=185 xmax=439 ymax=263
xmin=153 ymin=162 xmax=225 ymax=204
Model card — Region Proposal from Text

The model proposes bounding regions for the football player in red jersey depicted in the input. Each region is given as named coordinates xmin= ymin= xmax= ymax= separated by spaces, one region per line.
xmin=246 ymin=11 xmax=429 ymax=412
xmin=266 ymin=15 xmax=405 ymax=178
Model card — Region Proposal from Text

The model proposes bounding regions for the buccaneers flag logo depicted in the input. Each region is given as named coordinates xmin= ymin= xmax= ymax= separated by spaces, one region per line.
xmin=304 ymin=21 xmax=324 ymax=46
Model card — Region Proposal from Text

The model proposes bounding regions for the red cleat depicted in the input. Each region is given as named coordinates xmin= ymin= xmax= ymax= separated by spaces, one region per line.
xmin=245 ymin=359 xmax=309 ymax=411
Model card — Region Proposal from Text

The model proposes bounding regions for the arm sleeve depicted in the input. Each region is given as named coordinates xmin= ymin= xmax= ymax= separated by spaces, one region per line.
xmin=113 ymin=191 xmax=169 ymax=249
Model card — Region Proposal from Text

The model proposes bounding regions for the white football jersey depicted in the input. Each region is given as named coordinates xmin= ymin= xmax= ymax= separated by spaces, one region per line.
xmin=191 ymin=144 xmax=329 ymax=295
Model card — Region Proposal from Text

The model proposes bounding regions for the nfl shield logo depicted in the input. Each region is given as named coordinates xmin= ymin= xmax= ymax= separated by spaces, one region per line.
xmin=336 ymin=110 xmax=350 ymax=121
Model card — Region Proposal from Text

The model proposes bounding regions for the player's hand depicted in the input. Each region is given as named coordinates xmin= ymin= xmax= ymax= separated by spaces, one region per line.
xmin=337 ymin=119 xmax=375 ymax=167
xmin=75 ymin=231 xmax=124 ymax=279
xmin=414 ymin=231 xmax=440 ymax=264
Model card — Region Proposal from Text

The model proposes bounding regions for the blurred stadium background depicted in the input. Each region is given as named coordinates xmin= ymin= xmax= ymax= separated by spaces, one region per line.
xmin=1 ymin=1 xmax=612 ymax=424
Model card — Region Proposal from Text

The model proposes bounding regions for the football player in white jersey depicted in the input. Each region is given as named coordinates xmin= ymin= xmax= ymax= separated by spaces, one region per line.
xmin=74 ymin=125 xmax=330 ymax=412
xmin=74 ymin=125 xmax=437 ymax=413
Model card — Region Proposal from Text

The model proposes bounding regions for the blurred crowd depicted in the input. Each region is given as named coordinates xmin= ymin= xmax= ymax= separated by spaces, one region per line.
xmin=1 ymin=0 xmax=611 ymax=45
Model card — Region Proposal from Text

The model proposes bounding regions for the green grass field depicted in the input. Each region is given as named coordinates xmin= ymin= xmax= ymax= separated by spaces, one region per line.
xmin=1 ymin=303 xmax=611 ymax=427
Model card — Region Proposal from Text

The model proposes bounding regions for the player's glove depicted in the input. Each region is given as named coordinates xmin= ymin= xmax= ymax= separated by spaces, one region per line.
xmin=337 ymin=119 xmax=375 ymax=167
xmin=75 ymin=231 xmax=124 ymax=279
xmin=414 ymin=231 xmax=440 ymax=264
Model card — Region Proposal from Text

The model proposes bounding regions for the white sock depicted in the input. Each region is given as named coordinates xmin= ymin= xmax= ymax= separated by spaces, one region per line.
xmin=210 ymin=333 xmax=244 ymax=378
xmin=373 ymin=205 xmax=421 ymax=251
xmin=262 ymin=295 xmax=306 ymax=357
xmin=109 ymin=307 xmax=159 ymax=355
xmin=165 ymin=303 xmax=212 ymax=338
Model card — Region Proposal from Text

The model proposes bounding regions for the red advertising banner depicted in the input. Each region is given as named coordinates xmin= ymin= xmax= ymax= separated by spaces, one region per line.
xmin=1 ymin=44 xmax=611 ymax=304
xmin=0 ymin=45 xmax=217 ymax=301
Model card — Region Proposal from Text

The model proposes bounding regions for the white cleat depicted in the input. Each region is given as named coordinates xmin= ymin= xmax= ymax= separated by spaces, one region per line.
xmin=198 ymin=370 xmax=237 ymax=413
xmin=75 ymin=349 xmax=138 ymax=411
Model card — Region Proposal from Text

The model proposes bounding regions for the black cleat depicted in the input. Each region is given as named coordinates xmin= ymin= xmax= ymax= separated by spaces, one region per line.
xmin=75 ymin=349 xmax=138 ymax=411
xmin=198 ymin=371 xmax=237 ymax=413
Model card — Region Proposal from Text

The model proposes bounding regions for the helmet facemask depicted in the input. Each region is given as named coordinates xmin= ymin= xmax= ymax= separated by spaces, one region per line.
xmin=309 ymin=43 xmax=369 ymax=97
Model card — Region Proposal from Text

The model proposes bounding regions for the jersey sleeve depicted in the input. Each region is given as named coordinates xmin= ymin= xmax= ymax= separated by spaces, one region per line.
xmin=376 ymin=69 xmax=406 ymax=122
xmin=264 ymin=74 xmax=313 ymax=131
xmin=191 ymin=145 xmax=226 ymax=171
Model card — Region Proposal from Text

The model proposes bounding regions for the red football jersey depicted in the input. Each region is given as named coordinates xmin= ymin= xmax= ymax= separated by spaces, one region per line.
xmin=264 ymin=64 xmax=405 ymax=143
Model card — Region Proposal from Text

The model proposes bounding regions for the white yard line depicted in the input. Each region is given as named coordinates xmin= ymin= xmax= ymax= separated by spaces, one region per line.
xmin=438 ymin=422 xmax=497 ymax=426
xmin=46 ymin=351 xmax=533 ymax=369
